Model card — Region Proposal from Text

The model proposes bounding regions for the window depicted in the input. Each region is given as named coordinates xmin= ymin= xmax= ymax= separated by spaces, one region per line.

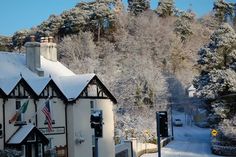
xmin=43 ymin=100 xmax=55 ymax=125
xmin=90 ymin=101 xmax=96 ymax=114
xmin=14 ymin=100 xmax=26 ymax=125
xmin=0 ymin=123 xmax=2 ymax=138
xmin=16 ymin=101 xmax=22 ymax=122
xmin=90 ymin=101 xmax=94 ymax=109
xmin=38 ymin=144 xmax=43 ymax=157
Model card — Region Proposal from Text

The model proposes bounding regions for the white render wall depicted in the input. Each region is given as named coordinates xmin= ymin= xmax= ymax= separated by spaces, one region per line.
xmin=4 ymin=98 xmax=36 ymax=141
xmin=3 ymin=97 xmax=67 ymax=148
xmin=96 ymin=99 xmax=115 ymax=157
xmin=36 ymin=98 xmax=66 ymax=147
xmin=67 ymin=99 xmax=93 ymax=157
xmin=67 ymin=98 xmax=115 ymax=157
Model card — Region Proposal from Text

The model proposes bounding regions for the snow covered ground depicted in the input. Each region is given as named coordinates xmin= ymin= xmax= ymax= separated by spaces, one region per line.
xmin=141 ymin=111 xmax=223 ymax=157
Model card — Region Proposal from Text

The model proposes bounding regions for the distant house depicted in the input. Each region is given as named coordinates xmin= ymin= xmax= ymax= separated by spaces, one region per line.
xmin=187 ymin=84 xmax=196 ymax=98
xmin=0 ymin=38 xmax=117 ymax=157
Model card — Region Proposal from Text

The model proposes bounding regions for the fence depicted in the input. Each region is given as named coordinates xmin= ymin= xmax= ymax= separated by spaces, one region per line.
xmin=115 ymin=140 xmax=132 ymax=157
xmin=115 ymin=137 xmax=172 ymax=157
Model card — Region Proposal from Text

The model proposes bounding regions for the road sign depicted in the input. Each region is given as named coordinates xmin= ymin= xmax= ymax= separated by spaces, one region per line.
xmin=211 ymin=129 xmax=218 ymax=137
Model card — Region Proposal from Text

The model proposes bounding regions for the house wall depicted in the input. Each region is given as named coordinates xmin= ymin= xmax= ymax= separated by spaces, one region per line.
xmin=96 ymin=99 xmax=115 ymax=157
xmin=67 ymin=98 xmax=115 ymax=157
xmin=4 ymin=98 xmax=36 ymax=141
xmin=67 ymin=103 xmax=75 ymax=157
xmin=67 ymin=99 xmax=93 ymax=157
xmin=37 ymin=98 xmax=66 ymax=147
xmin=188 ymin=90 xmax=196 ymax=97
xmin=0 ymin=99 xmax=3 ymax=150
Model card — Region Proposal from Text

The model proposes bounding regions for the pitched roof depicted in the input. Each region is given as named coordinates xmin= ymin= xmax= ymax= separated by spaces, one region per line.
xmin=0 ymin=51 xmax=74 ymax=78
xmin=7 ymin=124 xmax=34 ymax=144
xmin=7 ymin=124 xmax=49 ymax=145
xmin=0 ymin=52 xmax=117 ymax=103
xmin=25 ymin=77 xmax=51 ymax=95
xmin=0 ymin=76 xmax=21 ymax=95
xmin=54 ymin=74 xmax=95 ymax=99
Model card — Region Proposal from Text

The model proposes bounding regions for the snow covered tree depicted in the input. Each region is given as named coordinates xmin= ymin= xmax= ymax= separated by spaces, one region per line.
xmin=174 ymin=11 xmax=194 ymax=42
xmin=128 ymin=0 xmax=150 ymax=15
xmin=156 ymin=0 xmax=174 ymax=17
xmin=194 ymin=23 xmax=236 ymax=132
xmin=213 ymin=0 xmax=234 ymax=23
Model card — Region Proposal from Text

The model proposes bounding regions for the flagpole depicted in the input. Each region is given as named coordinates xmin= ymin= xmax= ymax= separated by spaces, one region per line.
xmin=29 ymin=97 xmax=51 ymax=119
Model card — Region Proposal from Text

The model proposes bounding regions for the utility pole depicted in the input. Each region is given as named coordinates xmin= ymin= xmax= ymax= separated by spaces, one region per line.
xmin=156 ymin=112 xmax=161 ymax=157
xmin=170 ymin=103 xmax=174 ymax=140
xmin=95 ymin=136 xmax=98 ymax=157
xmin=90 ymin=110 xmax=103 ymax=157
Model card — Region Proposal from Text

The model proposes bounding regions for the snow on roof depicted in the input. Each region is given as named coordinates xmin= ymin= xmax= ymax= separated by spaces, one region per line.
xmin=25 ymin=77 xmax=51 ymax=95
xmin=0 ymin=76 xmax=21 ymax=95
xmin=0 ymin=52 xmax=75 ymax=78
xmin=0 ymin=52 xmax=76 ymax=97
xmin=0 ymin=52 xmax=116 ymax=102
xmin=41 ymin=56 xmax=75 ymax=77
xmin=188 ymin=84 xmax=196 ymax=91
xmin=8 ymin=124 xmax=34 ymax=144
xmin=54 ymin=74 xmax=95 ymax=99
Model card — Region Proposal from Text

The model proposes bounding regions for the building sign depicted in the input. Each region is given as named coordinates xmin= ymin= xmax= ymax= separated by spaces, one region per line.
xmin=39 ymin=127 xmax=65 ymax=135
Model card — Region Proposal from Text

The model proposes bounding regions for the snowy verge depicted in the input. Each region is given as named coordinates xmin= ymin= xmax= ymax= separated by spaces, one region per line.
xmin=137 ymin=136 xmax=172 ymax=157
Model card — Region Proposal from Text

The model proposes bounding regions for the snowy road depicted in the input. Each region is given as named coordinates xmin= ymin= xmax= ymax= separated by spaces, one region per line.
xmin=141 ymin=112 xmax=223 ymax=157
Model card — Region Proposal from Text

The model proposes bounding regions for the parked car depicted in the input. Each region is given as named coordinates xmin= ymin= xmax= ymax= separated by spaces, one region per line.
xmin=173 ymin=118 xmax=183 ymax=126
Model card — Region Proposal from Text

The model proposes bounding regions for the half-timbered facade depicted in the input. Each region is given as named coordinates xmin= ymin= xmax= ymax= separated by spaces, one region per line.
xmin=0 ymin=39 xmax=116 ymax=157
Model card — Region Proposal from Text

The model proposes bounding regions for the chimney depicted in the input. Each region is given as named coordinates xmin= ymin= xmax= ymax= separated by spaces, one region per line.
xmin=25 ymin=36 xmax=57 ymax=76
xmin=40 ymin=36 xmax=57 ymax=62
xmin=25 ymin=35 xmax=44 ymax=76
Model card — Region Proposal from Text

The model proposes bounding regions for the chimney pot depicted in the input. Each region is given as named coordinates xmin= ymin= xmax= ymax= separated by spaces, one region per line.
xmin=48 ymin=36 xmax=53 ymax=43
xmin=40 ymin=37 xmax=45 ymax=43
xmin=30 ymin=35 xmax=35 ymax=42
xmin=44 ymin=37 xmax=48 ymax=43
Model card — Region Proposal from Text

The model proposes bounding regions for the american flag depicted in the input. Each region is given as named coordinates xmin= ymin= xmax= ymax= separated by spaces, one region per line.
xmin=42 ymin=100 xmax=53 ymax=132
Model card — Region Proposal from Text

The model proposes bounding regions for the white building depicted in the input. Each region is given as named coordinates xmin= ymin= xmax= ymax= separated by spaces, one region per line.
xmin=0 ymin=38 xmax=117 ymax=157
xmin=187 ymin=84 xmax=196 ymax=98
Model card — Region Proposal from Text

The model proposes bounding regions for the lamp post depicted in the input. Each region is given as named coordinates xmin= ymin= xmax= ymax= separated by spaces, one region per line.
xmin=170 ymin=103 xmax=174 ymax=140
xmin=90 ymin=110 xmax=103 ymax=157
xmin=156 ymin=112 xmax=161 ymax=157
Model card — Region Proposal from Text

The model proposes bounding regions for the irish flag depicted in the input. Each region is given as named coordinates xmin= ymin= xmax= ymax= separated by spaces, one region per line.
xmin=9 ymin=100 xmax=29 ymax=123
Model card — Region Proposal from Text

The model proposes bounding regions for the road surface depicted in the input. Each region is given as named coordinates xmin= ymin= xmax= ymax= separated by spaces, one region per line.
xmin=141 ymin=112 xmax=223 ymax=157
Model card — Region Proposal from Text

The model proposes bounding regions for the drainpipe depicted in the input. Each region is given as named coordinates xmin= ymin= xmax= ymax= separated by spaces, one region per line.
xmin=130 ymin=140 xmax=134 ymax=157
xmin=3 ymin=99 xmax=6 ymax=149
xmin=34 ymin=100 xmax=38 ymax=127
xmin=65 ymin=102 xmax=69 ymax=157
